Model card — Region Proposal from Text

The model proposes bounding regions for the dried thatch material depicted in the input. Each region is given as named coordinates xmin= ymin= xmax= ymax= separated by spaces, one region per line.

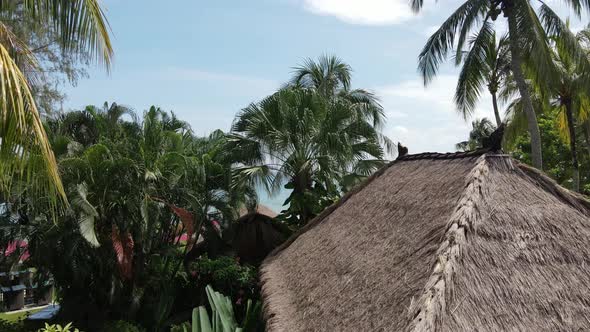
xmin=239 ymin=204 xmax=279 ymax=219
xmin=233 ymin=210 xmax=288 ymax=264
xmin=260 ymin=151 xmax=590 ymax=331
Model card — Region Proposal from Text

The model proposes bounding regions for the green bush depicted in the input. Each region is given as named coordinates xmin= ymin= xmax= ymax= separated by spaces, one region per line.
xmin=189 ymin=256 xmax=257 ymax=297
xmin=169 ymin=322 xmax=190 ymax=332
xmin=0 ymin=319 xmax=27 ymax=332
xmin=101 ymin=320 xmax=145 ymax=332
xmin=171 ymin=285 xmax=262 ymax=332
xmin=37 ymin=323 xmax=81 ymax=332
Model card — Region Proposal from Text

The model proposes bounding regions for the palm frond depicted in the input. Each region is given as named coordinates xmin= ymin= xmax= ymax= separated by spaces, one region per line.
xmin=410 ymin=0 xmax=426 ymax=13
xmin=418 ymin=0 xmax=488 ymax=85
xmin=540 ymin=4 xmax=590 ymax=75
xmin=17 ymin=0 xmax=114 ymax=69
xmin=454 ymin=1 xmax=491 ymax=64
xmin=455 ymin=21 xmax=494 ymax=119
xmin=515 ymin=0 xmax=557 ymax=86
xmin=558 ymin=0 xmax=590 ymax=17
xmin=290 ymin=55 xmax=352 ymax=95
xmin=0 ymin=42 xmax=66 ymax=209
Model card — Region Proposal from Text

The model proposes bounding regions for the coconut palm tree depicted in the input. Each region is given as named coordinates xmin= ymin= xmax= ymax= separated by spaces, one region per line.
xmin=455 ymin=31 xmax=511 ymax=127
xmin=290 ymin=55 xmax=388 ymax=131
xmin=289 ymin=55 xmax=394 ymax=191
xmin=413 ymin=0 xmax=590 ymax=170
xmin=543 ymin=32 xmax=590 ymax=192
xmin=85 ymin=102 xmax=137 ymax=140
xmin=228 ymin=87 xmax=389 ymax=225
xmin=0 ymin=1 xmax=113 ymax=207
xmin=576 ymin=26 xmax=590 ymax=158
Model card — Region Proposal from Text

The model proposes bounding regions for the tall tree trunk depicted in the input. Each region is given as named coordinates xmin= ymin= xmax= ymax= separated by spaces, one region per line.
xmin=293 ymin=173 xmax=314 ymax=225
xmin=565 ymin=101 xmax=580 ymax=192
xmin=491 ymin=91 xmax=502 ymax=127
xmin=506 ymin=10 xmax=543 ymax=169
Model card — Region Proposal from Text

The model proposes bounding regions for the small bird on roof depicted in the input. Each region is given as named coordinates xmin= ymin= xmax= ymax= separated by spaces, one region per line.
xmin=482 ymin=123 xmax=505 ymax=152
xmin=397 ymin=142 xmax=408 ymax=158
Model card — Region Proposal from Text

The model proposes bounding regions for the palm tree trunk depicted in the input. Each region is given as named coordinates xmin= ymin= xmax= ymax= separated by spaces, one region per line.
xmin=506 ymin=10 xmax=543 ymax=169
xmin=491 ymin=91 xmax=502 ymax=127
xmin=293 ymin=174 xmax=314 ymax=225
xmin=565 ymin=101 xmax=580 ymax=192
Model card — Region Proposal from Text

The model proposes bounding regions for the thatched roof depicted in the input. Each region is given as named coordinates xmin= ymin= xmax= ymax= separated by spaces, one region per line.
xmin=260 ymin=151 xmax=590 ymax=331
xmin=239 ymin=204 xmax=279 ymax=219
xmin=233 ymin=210 xmax=288 ymax=264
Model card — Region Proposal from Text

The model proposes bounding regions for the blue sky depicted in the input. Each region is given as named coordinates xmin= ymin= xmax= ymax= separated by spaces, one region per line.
xmin=63 ymin=0 xmax=587 ymax=210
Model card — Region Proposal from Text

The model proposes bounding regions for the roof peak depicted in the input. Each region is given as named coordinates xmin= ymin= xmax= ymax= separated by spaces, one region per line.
xmin=396 ymin=148 xmax=501 ymax=161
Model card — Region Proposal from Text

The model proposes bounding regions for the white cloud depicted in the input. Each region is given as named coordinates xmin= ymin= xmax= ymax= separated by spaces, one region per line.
xmin=301 ymin=0 xmax=416 ymax=25
xmin=375 ymin=75 xmax=494 ymax=153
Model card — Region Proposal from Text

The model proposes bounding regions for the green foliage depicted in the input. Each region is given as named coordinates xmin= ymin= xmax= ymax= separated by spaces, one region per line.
xmin=230 ymin=56 xmax=392 ymax=226
xmin=416 ymin=0 xmax=590 ymax=170
xmin=171 ymin=285 xmax=262 ymax=332
xmin=456 ymin=118 xmax=496 ymax=151
xmin=0 ymin=319 xmax=28 ymax=332
xmin=511 ymin=108 xmax=590 ymax=192
xmin=455 ymin=29 xmax=511 ymax=124
xmin=0 ymin=0 xmax=115 ymax=214
xmin=101 ymin=320 xmax=145 ymax=332
xmin=38 ymin=323 xmax=80 ymax=332
xmin=8 ymin=104 xmax=258 ymax=329
xmin=278 ymin=181 xmax=340 ymax=227
xmin=189 ymin=257 xmax=257 ymax=298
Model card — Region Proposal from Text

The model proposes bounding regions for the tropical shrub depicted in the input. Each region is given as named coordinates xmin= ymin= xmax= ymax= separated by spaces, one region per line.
xmin=4 ymin=105 xmax=258 ymax=329
xmin=170 ymin=285 xmax=262 ymax=332
xmin=510 ymin=108 xmax=590 ymax=193
xmin=38 ymin=323 xmax=80 ymax=332
xmin=101 ymin=320 xmax=145 ymax=332
xmin=0 ymin=319 xmax=28 ymax=332
xmin=170 ymin=256 xmax=258 ymax=327
xmin=190 ymin=256 xmax=257 ymax=297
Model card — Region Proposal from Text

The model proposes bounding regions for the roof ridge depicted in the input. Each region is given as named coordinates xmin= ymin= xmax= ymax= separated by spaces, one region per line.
xmin=263 ymin=152 xmax=492 ymax=262
xmin=406 ymin=155 xmax=489 ymax=331
xmin=396 ymin=148 xmax=491 ymax=161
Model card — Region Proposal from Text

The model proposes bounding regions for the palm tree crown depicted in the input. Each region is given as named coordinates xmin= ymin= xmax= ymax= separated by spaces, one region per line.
xmin=414 ymin=0 xmax=590 ymax=169
xmin=229 ymin=86 xmax=388 ymax=225
xmin=455 ymin=31 xmax=511 ymax=127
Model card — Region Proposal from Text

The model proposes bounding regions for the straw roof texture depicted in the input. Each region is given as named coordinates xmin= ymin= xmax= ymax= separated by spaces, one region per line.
xmin=239 ymin=204 xmax=279 ymax=219
xmin=260 ymin=152 xmax=590 ymax=332
xmin=233 ymin=211 xmax=287 ymax=264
